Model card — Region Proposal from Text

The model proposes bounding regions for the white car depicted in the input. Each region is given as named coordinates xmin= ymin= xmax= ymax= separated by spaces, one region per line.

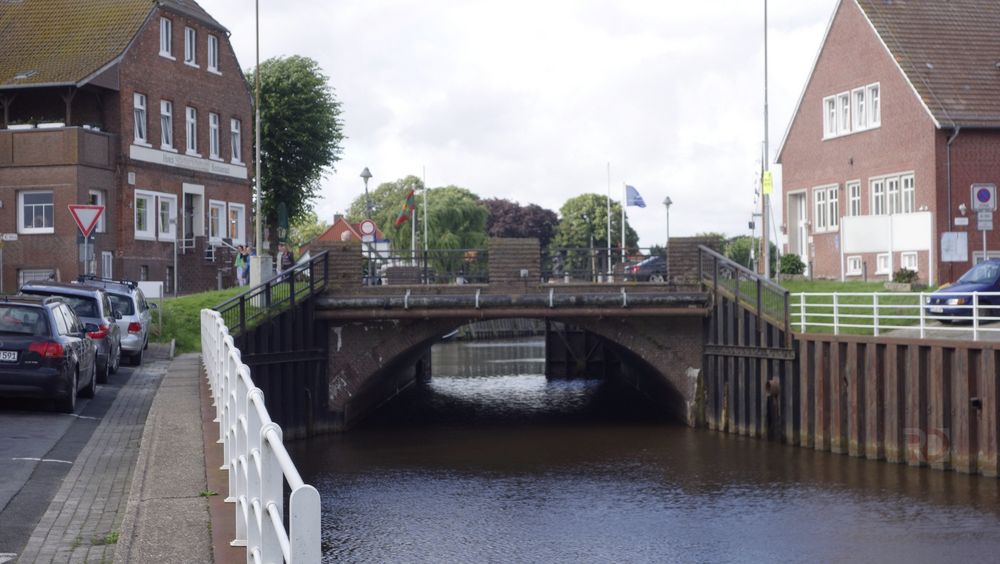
xmin=75 ymin=276 xmax=154 ymax=365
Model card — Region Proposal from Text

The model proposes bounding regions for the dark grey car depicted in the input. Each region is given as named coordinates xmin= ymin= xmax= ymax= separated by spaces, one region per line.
xmin=20 ymin=281 xmax=122 ymax=383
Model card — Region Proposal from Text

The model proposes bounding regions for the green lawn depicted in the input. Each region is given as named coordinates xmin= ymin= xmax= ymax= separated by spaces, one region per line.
xmin=151 ymin=287 xmax=243 ymax=354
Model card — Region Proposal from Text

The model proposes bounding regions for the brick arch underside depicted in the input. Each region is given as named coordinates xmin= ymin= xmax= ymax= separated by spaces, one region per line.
xmin=326 ymin=315 xmax=705 ymax=430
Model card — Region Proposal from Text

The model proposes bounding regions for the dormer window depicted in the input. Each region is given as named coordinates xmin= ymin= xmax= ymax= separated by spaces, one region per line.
xmin=159 ymin=18 xmax=173 ymax=58
xmin=207 ymin=35 xmax=220 ymax=73
xmin=184 ymin=27 xmax=197 ymax=66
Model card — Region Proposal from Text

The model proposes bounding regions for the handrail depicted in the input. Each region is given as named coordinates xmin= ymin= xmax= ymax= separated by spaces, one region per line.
xmin=201 ymin=309 xmax=321 ymax=563
xmin=697 ymin=245 xmax=790 ymax=332
xmin=214 ymin=250 xmax=329 ymax=336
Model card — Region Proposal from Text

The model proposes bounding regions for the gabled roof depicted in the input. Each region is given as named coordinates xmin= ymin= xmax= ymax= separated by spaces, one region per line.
xmin=312 ymin=218 xmax=386 ymax=244
xmin=857 ymin=0 xmax=1000 ymax=128
xmin=0 ymin=0 xmax=227 ymax=90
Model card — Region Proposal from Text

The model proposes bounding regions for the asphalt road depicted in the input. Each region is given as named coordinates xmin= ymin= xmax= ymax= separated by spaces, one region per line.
xmin=0 ymin=364 xmax=135 ymax=558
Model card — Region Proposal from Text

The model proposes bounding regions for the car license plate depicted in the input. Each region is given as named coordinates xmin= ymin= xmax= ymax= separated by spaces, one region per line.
xmin=0 ymin=351 xmax=17 ymax=362
xmin=930 ymin=307 xmax=943 ymax=314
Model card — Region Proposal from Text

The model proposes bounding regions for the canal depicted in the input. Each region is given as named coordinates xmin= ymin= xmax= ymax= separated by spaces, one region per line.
xmin=291 ymin=337 xmax=1000 ymax=563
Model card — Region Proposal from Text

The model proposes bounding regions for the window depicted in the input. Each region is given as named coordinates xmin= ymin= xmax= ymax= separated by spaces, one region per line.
xmin=230 ymin=119 xmax=242 ymax=163
xmin=209 ymin=200 xmax=226 ymax=240
xmin=868 ymin=83 xmax=881 ymax=126
xmin=823 ymin=96 xmax=837 ymax=138
xmin=102 ymin=251 xmax=113 ymax=279
xmin=160 ymin=100 xmax=174 ymax=149
xmin=88 ymin=190 xmax=106 ymax=233
xmin=838 ymin=92 xmax=850 ymax=133
xmin=184 ymin=27 xmax=197 ymax=66
xmin=158 ymin=194 xmax=177 ymax=241
xmin=901 ymin=252 xmax=918 ymax=272
xmin=814 ymin=188 xmax=827 ymax=231
xmin=159 ymin=18 xmax=173 ymax=58
xmin=133 ymin=93 xmax=148 ymax=144
xmin=19 ymin=269 xmax=55 ymax=287
xmin=847 ymin=256 xmax=863 ymax=276
xmin=135 ymin=191 xmax=155 ymax=240
xmin=876 ymin=253 xmax=890 ymax=275
xmin=228 ymin=203 xmax=246 ymax=244
xmin=209 ymin=113 xmax=221 ymax=159
xmin=207 ymin=35 xmax=219 ymax=72
xmin=887 ymin=177 xmax=901 ymax=215
xmin=827 ymin=186 xmax=839 ymax=229
xmin=902 ymin=174 xmax=915 ymax=213
xmin=871 ymin=179 xmax=886 ymax=215
xmin=140 ymin=265 xmax=149 ymax=282
xmin=853 ymin=87 xmax=866 ymax=131
xmin=185 ymin=106 xmax=198 ymax=154
xmin=18 ymin=191 xmax=54 ymax=234
xmin=847 ymin=182 xmax=861 ymax=216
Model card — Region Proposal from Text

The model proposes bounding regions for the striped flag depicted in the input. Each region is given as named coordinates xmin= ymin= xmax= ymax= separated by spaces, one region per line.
xmin=394 ymin=190 xmax=416 ymax=226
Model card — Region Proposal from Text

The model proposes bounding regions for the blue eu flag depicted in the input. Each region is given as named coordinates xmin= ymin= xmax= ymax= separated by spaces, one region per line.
xmin=625 ymin=185 xmax=646 ymax=208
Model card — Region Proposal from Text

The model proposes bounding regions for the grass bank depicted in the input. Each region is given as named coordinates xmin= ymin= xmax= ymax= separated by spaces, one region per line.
xmin=150 ymin=287 xmax=243 ymax=354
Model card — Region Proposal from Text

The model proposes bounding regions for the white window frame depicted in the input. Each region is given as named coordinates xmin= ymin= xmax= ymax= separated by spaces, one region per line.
xmin=823 ymin=96 xmax=837 ymax=138
xmin=209 ymin=113 xmax=221 ymax=159
xmin=853 ymin=87 xmax=866 ymax=131
xmin=207 ymin=34 xmax=220 ymax=73
xmin=185 ymin=106 xmax=199 ymax=155
xmin=901 ymin=173 xmax=915 ymax=213
xmin=813 ymin=187 xmax=827 ymax=231
xmin=846 ymin=256 xmax=863 ymax=276
xmin=867 ymin=83 xmax=881 ymax=127
xmin=886 ymin=177 xmax=901 ymax=215
xmin=184 ymin=26 xmax=198 ymax=67
xmin=228 ymin=203 xmax=246 ymax=245
xmin=847 ymin=181 xmax=861 ymax=216
xmin=871 ymin=179 xmax=886 ymax=216
xmin=102 ymin=251 xmax=113 ymax=279
xmin=159 ymin=17 xmax=174 ymax=59
xmin=160 ymin=100 xmax=174 ymax=150
xmin=133 ymin=93 xmax=148 ymax=145
xmin=837 ymin=92 xmax=850 ymax=134
xmin=209 ymin=200 xmax=226 ymax=242
xmin=88 ymin=189 xmax=106 ymax=233
xmin=901 ymin=252 xmax=918 ymax=272
xmin=876 ymin=253 xmax=890 ymax=275
xmin=827 ymin=186 xmax=839 ymax=230
xmin=134 ymin=190 xmax=156 ymax=240
xmin=19 ymin=269 xmax=55 ymax=287
xmin=157 ymin=194 xmax=178 ymax=242
xmin=18 ymin=190 xmax=54 ymax=234
xmin=230 ymin=118 xmax=242 ymax=163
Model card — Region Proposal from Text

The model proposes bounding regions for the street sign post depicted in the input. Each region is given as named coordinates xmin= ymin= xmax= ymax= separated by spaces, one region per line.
xmin=68 ymin=205 xmax=105 ymax=275
xmin=972 ymin=184 xmax=996 ymax=262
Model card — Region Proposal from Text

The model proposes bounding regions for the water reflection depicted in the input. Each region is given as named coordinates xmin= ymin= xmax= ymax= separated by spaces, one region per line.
xmin=293 ymin=339 xmax=1000 ymax=563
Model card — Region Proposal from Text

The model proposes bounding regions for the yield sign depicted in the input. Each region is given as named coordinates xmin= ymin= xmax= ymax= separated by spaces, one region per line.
xmin=68 ymin=205 xmax=105 ymax=237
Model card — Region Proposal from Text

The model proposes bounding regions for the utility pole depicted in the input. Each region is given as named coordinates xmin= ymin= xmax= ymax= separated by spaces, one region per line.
xmin=761 ymin=0 xmax=771 ymax=279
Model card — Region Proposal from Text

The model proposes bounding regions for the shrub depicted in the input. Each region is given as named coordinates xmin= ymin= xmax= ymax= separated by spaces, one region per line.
xmin=893 ymin=267 xmax=919 ymax=284
xmin=779 ymin=253 xmax=806 ymax=275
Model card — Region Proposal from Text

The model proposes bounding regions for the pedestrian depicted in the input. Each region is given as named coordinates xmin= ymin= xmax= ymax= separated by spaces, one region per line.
xmin=234 ymin=245 xmax=247 ymax=286
xmin=276 ymin=243 xmax=294 ymax=279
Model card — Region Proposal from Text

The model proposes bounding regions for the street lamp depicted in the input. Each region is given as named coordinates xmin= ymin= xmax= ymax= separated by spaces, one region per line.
xmin=360 ymin=167 xmax=373 ymax=219
xmin=663 ymin=196 xmax=673 ymax=283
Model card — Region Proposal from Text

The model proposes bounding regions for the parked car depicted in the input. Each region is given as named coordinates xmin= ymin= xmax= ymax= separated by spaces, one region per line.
xmin=925 ymin=259 xmax=1000 ymax=320
xmin=20 ymin=281 xmax=122 ymax=382
xmin=75 ymin=276 xmax=153 ymax=365
xmin=0 ymin=295 xmax=98 ymax=413
xmin=625 ymin=255 xmax=668 ymax=282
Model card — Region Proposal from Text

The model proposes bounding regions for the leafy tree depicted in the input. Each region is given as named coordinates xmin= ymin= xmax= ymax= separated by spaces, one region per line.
xmin=248 ymin=55 xmax=344 ymax=247
xmin=288 ymin=210 xmax=329 ymax=253
xmin=725 ymin=235 xmax=778 ymax=274
xmin=552 ymin=194 xmax=638 ymax=276
xmin=345 ymin=175 xmax=424 ymax=233
xmin=482 ymin=198 xmax=559 ymax=247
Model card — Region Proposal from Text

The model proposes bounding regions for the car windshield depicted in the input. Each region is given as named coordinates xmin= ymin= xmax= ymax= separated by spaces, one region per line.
xmin=108 ymin=293 xmax=135 ymax=316
xmin=0 ymin=305 xmax=48 ymax=336
xmin=958 ymin=262 xmax=1000 ymax=285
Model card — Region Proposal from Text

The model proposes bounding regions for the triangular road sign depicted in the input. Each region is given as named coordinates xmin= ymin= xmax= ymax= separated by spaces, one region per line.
xmin=68 ymin=205 xmax=105 ymax=237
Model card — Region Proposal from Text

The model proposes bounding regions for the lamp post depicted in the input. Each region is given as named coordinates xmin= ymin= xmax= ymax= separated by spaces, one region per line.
xmin=663 ymin=196 xmax=673 ymax=282
xmin=360 ymin=167 xmax=373 ymax=219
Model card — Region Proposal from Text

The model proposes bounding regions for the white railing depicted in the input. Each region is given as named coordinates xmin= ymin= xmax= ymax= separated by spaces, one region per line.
xmin=791 ymin=291 xmax=1000 ymax=340
xmin=201 ymin=309 xmax=320 ymax=563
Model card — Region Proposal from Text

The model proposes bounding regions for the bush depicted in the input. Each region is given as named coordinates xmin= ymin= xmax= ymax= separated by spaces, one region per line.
xmin=779 ymin=253 xmax=806 ymax=275
xmin=893 ymin=267 xmax=919 ymax=284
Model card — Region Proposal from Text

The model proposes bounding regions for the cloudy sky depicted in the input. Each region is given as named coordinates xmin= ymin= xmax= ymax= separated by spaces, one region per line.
xmin=199 ymin=0 xmax=839 ymax=247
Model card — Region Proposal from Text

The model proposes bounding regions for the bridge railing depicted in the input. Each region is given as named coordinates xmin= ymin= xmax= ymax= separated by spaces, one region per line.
xmin=362 ymin=247 xmax=489 ymax=285
xmin=541 ymin=247 xmax=667 ymax=283
xmin=792 ymin=291 xmax=1000 ymax=340
xmin=698 ymin=245 xmax=790 ymax=331
xmin=215 ymin=250 xmax=329 ymax=335
xmin=201 ymin=308 xmax=320 ymax=563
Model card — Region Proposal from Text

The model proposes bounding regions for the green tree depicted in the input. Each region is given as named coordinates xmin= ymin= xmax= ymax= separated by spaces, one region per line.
xmin=552 ymin=194 xmax=638 ymax=276
xmin=345 ymin=175 xmax=424 ymax=233
xmin=287 ymin=210 xmax=329 ymax=253
xmin=725 ymin=235 xmax=778 ymax=274
xmin=248 ymin=55 xmax=344 ymax=247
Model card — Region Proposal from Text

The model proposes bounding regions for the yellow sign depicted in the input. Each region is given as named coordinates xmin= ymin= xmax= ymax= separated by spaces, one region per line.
xmin=762 ymin=171 xmax=773 ymax=195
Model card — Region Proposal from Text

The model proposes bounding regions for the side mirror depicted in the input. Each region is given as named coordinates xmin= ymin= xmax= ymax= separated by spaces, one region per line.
xmin=149 ymin=303 xmax=158 ymax=310
xmin=114 ymin=311 xmax=123 ymax=320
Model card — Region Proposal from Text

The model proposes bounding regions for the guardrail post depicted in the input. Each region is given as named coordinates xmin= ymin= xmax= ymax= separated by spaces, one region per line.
xmin=260 ymin=423 xmax=284 ymax=563
xmin=872 ymin=294 xmax=880 ymax=337
xmin=832 ymin=293 xmax=840 ymax=336
xmin=919 ymin=292 xmax=926 ymax=339
xmin=290 ymin=486 xmax=321 ymax=564
xmin=973 ymin=292 xmax=980 ymax=341
xmin=798 ymin=294 xmax=806 ymax=333
xmin=289 ymin=270 xmax=296 ymax=308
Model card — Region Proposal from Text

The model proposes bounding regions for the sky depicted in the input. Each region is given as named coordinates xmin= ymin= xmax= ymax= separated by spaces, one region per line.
xmin=199 ymin=0 xmax=839 ymax=247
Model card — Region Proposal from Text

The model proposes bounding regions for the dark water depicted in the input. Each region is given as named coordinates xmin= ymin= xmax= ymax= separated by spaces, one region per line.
xmin=291 ymin=338 xmax=1000 ymax=563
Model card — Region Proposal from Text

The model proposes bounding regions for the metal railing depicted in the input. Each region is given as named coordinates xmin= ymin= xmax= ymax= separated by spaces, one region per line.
xmin=698 ymin=245 xmax=790 ymax=331
xmin=201 ymin=309 xmax=320 ymax=563
xmin=362 ymin=248 xmax=489 ymax=285
xmin=541 ymin=247 xmax=667 ymax=283
xmin=215 ymin=251 xmax=329 ymax=335
xmin=791 ymin=291 xmax=1000 ymax=340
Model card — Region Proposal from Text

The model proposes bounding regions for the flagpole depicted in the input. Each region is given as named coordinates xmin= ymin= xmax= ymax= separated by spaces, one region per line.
xmin=606 ymin=162 xmax=612 ymax=278
xmin=411 ymin=188 xmax=416 ymax=264
xmin=422 ymin=166 xmax=428 ymax=254
xmin=621 ymin=182 xmax=626 ymax=266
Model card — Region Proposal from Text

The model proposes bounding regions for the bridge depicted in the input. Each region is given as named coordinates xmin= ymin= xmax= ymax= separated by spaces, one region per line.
xmin=216 ymin=235 xmax=1000 ymax=479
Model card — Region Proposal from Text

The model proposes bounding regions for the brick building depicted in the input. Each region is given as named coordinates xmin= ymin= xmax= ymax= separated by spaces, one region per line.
xmin=0 ymin=0 xmax=252 ymax=293
xmin=777 ymin=0 xmax=1000 ymax=284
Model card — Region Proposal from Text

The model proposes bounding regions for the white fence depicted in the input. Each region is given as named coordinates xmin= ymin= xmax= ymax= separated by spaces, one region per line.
xmin=201 ymin=309 xmax=320 ymax=563
xmin=791 ymin=291 xmax=1000 ymax=340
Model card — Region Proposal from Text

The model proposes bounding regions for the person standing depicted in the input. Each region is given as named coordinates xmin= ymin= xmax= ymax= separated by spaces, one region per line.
xmin=276 ymin=243 xmax=294 ymax=278
xmin=234 ymin=246 xmax=247 ymax=286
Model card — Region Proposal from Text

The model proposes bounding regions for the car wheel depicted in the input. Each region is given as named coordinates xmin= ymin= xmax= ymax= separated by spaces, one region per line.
xmin=110 ymin=343 xmax=121 ymax=374
xmin=97 ymin=354 xmax=110 ymax=384
xmin=649 ymin=273 xmax=666 ymax=283
xmin=57 ymin=370 xmax=78 ymax=413
xmin=80 ymin=362 xmax=96 ymax=399
xmin=130 ymin=347 xmax=143 ymax=367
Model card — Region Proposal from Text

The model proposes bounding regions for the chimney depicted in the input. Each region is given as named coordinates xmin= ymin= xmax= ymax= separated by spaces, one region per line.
xmin=333 ymin=213 xmax=344 ymax=224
